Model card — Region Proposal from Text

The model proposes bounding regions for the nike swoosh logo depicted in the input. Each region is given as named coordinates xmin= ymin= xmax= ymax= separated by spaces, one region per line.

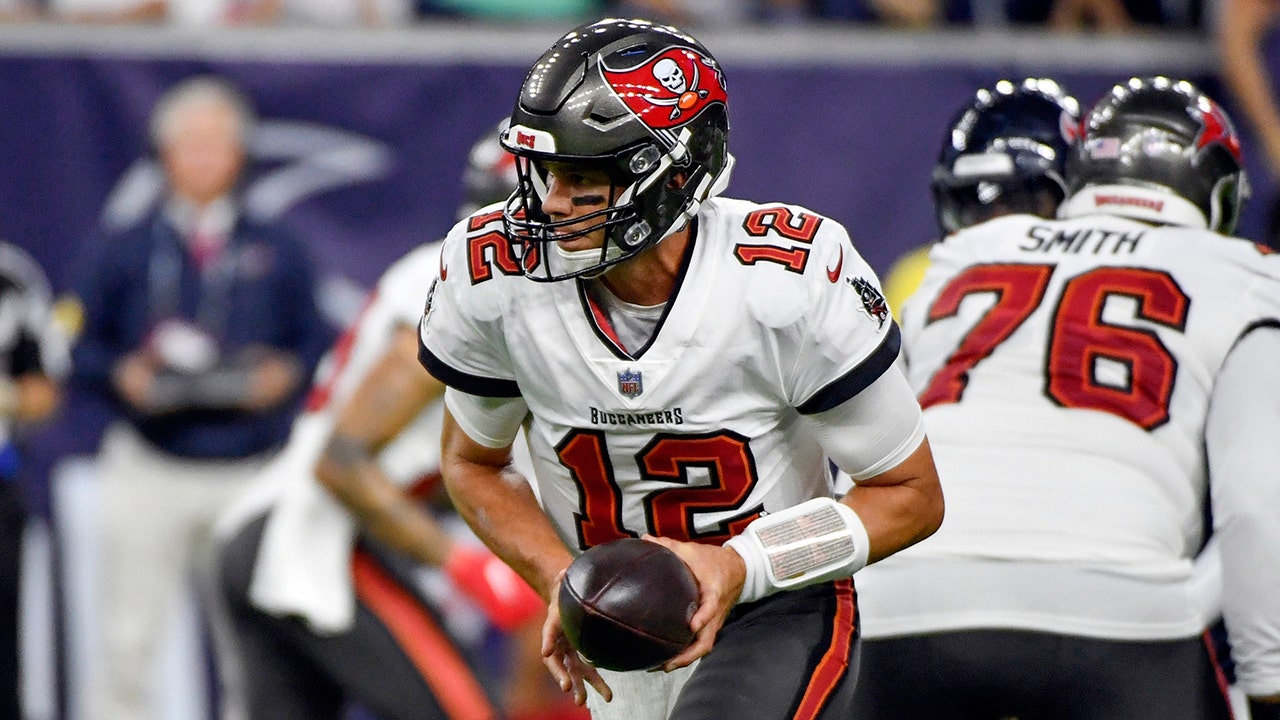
xmin=826 ymin=247 xmax=843 ymax=283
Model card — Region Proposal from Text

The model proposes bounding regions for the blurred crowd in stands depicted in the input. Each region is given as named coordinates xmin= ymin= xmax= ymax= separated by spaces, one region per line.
xmin=0 ymin=0 xmax=1211 ymax=32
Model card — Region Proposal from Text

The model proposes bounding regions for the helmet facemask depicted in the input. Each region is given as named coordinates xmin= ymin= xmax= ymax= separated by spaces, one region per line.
xmin=1205 ymin=146 xmax=1250 ymax=235
xmin=934 ymin=174 xmax=1066 ymax=235
xmin=505 ymin=123 xmax=729 ymax=282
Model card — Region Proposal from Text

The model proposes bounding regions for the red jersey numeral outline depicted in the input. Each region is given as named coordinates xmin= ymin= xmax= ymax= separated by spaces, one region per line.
xmin=918 ymin=264 xmax=1054 ymax=408
xmin=555 ymin=429 xmax=763 ymax=550
xmin=734 ymin=207 xmax=823 ymax=273
xmin=919 ymin=263 xmax=1188 ymax=430
xmin=302 ymin=290 xmax=379 ymax=412
xmin=466 ymin=230 xmax=523 ymax=284
xmin=464 ymin=210 xmax=536 ymax=284
xmin=1045 ymin=266 xmax=1187 ymax=429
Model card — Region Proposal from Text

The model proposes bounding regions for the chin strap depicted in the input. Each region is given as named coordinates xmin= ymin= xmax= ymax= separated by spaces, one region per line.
xmin=725 ymin=497 xmax=870 ymax=605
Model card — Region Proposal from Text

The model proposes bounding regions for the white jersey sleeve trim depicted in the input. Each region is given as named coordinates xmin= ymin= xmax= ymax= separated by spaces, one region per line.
xmin=444 ymin=387 xmax=528 ymax=450
xmin=805 ymin=365 xmax=925 ymax=481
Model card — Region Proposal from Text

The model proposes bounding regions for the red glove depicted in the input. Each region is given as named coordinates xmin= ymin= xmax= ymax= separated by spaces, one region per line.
xmin=443 ymin=546 xmax=544 ymax=632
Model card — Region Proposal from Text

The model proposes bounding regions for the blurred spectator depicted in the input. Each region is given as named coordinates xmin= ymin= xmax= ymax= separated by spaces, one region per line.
xmin=420 ymin=0 xmax=603 ymax=21
xmin=0 ymin=240 xmax=69 ymax=720
xmin=1218 ymin=0 xmax=1280 ymax=248
xmin=70 ymin=75 xmax=333 ymax=720
xmin=818 ymin=0 xmax=1198 ymax=27
xmin=611 ymin=0 xmax=811 ymax=25
xmin=0 ymin=0 xmax=41 ymax=20
xmin=42 ymin=0 xmax=412 ymax=26
xmin=43 ymin=0 xmax=232 ymax=25
xmin=1030 ymin=0 xmax=1203 ymax=29
xmin=230 ymin=0 xmax=413 ymax=26
xmin=45 ymin=0 xmax=168 ymax=23
xmin=817 ymin=0 xmax=972 ymax=26
xmin=1020 ymin=0 xmax=1152 ymax=31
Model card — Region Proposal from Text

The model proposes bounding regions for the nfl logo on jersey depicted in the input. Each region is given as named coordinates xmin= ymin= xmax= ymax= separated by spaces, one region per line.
xmin=617 ymin=369 xmax=643 ymax=398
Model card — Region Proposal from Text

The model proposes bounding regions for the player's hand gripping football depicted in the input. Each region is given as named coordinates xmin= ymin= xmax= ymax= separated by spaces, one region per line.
xmin=542 ymin=568 xmax=613 ymax=706
xmin=641 ymin=534 xmax=746 ymax=671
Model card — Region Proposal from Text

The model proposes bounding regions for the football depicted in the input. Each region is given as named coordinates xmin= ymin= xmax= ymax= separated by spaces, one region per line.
xmin=558 ymin=538 xmax=699 ymax=672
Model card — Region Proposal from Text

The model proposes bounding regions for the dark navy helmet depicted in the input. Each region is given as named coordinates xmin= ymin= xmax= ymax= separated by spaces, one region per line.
xmin=1059 ymin=76 xmax=1248 ymax=234
xmin=501 ymin=18 xmax=733 ymax=281
xmin=933 ymin=77 xmax=1080 ymax=234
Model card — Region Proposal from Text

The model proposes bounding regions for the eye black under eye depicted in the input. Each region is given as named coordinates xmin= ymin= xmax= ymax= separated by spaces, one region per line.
xmin=571 ymin=194 xmax=606 ymax=207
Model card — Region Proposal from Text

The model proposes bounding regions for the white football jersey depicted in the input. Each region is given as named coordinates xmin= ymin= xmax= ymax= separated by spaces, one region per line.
xmin=217 ymin=242 xmax=444 ymax=632
xmin=858 ymin=211 xmax=1280 ymax=640
xmin=296 ymin=241 xmax=446 ymax=485
xmin=420 ymin=198 xmax=904 ymax=552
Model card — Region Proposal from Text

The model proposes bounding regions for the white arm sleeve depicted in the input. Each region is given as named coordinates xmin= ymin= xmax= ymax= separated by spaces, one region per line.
xmin=804 ymin=364 xmax=925 ymax=481
xmin=1207 ymin=326 xmax=1280 ymax=698
xmin=444 ymin=387 xmax=528 ymax=449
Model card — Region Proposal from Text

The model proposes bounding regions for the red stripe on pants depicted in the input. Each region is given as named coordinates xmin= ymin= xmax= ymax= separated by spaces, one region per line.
xmin=352 ymin=551 xmax=497 ymax=720
xmin=792 ymin=578 xmax=856 ymax=720
xmin=1202 ymin=629 xmax=1237 ymax=720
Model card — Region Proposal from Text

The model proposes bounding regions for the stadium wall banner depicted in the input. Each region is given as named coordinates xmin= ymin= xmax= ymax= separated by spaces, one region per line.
xmin=0 ymin=47 xmax=1222 ymax=510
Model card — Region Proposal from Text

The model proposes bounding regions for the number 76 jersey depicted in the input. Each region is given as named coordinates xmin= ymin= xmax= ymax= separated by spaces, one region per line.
xmin=419 ymin=197 xmax=908 ymax=553
xmin=897 ymin=212 xmax=1280 ymax=568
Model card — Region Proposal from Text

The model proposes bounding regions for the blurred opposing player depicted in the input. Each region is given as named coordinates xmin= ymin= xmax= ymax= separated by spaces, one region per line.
xmin=213 ymin=122 xmax=577 ymax=720
xmin=883 ymin=78 xmax=1079 ymax=312
xmin=419 ymin=17 xmax=943 ymax=720
xmin=853 ymin=76 xmax=1280 ymax=720
xmin=0 ymin=241 xmax=67 ymax=720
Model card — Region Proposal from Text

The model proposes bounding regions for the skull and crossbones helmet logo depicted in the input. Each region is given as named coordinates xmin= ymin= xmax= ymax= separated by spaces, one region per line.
xmin=602 ymin=47 xmax=725 ymax=129
xmin=646 ymin=54 xmax=710 ymax=120
xmin=650 ymin=56 xmax=711 ymax=119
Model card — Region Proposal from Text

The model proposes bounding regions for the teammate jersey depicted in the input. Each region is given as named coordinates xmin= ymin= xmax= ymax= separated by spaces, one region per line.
xmin=857 ymin=211 xmax=1280 ymax=640
xmin=217 ymin=242 xmax=445 ymax=633
xmin=419 ymin=197 xmax=903 ymax=552
xmin=296 ymin=241 xmax=446 ymax=485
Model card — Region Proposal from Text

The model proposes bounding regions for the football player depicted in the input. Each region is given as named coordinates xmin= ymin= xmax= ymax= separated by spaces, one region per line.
xmin=212 ymin=123 xmax=577 ymax=720
xmin=883 ymin=77 xmax=1080 ymax=311
xmin=418 ymin=17 xmax=944 ymax=720
xmin=853 ymin=76 xmax=1280 ymax=720
xmin=0 ymin=241 xmax=68 ymax=720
